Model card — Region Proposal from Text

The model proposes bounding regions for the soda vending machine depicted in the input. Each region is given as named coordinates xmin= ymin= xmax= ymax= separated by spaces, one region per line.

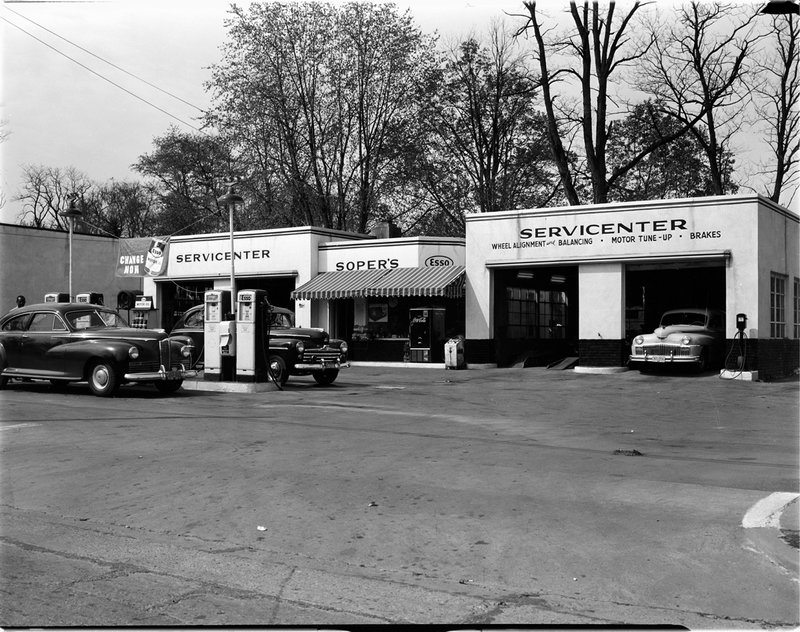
xmin=408 ymin=307 xmax=445 ymax=363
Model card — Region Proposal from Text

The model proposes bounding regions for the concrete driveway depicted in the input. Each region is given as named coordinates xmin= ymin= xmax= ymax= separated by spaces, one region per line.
xmin=1 ymin=365 xmax=797 ymax=627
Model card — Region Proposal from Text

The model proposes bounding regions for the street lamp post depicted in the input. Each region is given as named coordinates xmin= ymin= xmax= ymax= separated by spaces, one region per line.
xmin=216 ymin=183 xmax=244 ymax=314
xmin=58 ymin=195 xmax=82 ymax=301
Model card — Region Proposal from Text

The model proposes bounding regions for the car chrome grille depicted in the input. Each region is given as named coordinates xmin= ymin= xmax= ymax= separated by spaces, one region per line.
xmin=634 ymin=345 xmax=692 ymax=357
xmin=160 ymin=339 xmax=171 ymax=368
xmin=304 ymin=347 xmax=341 ymax=362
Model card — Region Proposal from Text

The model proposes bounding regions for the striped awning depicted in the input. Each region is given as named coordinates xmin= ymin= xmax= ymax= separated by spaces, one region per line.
xmin=291 ymin=266 xmax=465 ymax=300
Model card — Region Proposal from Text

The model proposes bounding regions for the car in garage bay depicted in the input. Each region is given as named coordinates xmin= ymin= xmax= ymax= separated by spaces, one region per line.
xmin=629 ymin=307 xmax=726 ymax=371
xmin=0 ymin=302 xmax=196 ymax=396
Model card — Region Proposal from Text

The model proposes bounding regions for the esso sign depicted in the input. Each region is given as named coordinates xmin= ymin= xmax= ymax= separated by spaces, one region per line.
xmin=424 ymin=255 xmax=454 ymax=267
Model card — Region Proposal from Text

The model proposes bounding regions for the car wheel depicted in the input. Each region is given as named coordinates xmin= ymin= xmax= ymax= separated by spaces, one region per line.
xmin=0 ymin=375 xmax=8 ymax=389
xmin=87 ymin=360 xmax=120 ymax=397
xmin=268 ymin=355 xmax=289 ymax=386
xmin=155 ymin=379 xmax=183 ymax=394
xmin=312 ymin=369 xmax=339 ymax=386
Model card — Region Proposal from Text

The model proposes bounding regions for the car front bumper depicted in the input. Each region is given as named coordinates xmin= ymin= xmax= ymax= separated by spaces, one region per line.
xmin=293 ymin=360 xmax=349 ymax=371
xmin=629 ymin=348 xmax=701 ymax=364
xmin=124 ymin=366 xmax=198 ymax=382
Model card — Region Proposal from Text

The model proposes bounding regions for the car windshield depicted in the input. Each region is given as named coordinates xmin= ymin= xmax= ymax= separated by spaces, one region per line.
xmin=269 ymin=312 xmax=294 ymax=328
xmin=66 ymin=308 xmax=129 ymax=330
xmin=660 ymin=312 xmax=707 ymax=327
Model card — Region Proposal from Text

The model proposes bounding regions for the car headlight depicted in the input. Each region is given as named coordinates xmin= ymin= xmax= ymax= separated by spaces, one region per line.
xmin=339 ymin=341 xmax=348 ymax=355
xmin=128 ymin=346 xmax=139 ymax=360
xmin=681 ymin=336 xmax=692 ymax=345
xmin=296 ymin=341 xmax=305 ymax=355
xmin=634 ymin=336 xmax=644 ymax=345
xmin=180 ymin=345 xmax=193 ymax=358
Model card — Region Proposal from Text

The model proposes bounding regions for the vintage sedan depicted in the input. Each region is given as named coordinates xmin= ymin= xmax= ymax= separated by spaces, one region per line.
xmin=168 ymin=304 xmax=348 ymax=386
xmin=169 ymin=304 xmax=205 ymax=368
xmin=629 ymin=307 xmax=726 ymax=371
xmin=0 ymin=302 xmax=196 ymax=396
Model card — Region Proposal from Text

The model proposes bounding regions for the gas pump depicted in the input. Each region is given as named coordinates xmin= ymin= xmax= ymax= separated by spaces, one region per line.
xmin=236 ymin=289 xmax=269 ymax=382
xmin=203 ymin=290 xmax=234 ymax=381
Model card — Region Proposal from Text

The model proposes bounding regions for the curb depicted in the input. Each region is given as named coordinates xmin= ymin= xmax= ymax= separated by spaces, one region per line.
xmin=742 ymin=492 xmax=799 ymax=579
xmin=742 ymin=492 xmax=800 ymax=529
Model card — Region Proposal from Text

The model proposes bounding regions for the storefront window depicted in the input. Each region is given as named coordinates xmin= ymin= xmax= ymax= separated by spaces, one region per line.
xmin=793 ymin=277 xmax=799 ymax=339
xmin=162 ymin=281 xmax=213 ymax=330
xmin=360 ymin=298 xmax=409 ymax=339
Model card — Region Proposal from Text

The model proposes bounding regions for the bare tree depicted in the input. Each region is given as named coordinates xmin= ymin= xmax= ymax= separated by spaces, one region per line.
xmin=418 ymin=26 xmax=556 ymax=219
xmin=751 ymin=12 xmax=799 ymax=205
xmin=15 ymin=165 xmax=93 ymax=230
xmin=208 ymin=2 xmax=436 ymax=233
xmin=89 ymin=181 xmax=160 ymax=238
xmin=638 ymin=2 xmax=760 ymax=195
xmin=515 ymin=1 xmax=680 ymax=204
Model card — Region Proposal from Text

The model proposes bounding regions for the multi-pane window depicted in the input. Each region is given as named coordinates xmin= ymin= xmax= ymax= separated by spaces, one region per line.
xmin=770 ymin=273 xmax=786 ymax=338
xmin=506 ymin=287 xmax=538 ymax=339
xmin=506 ymin=287 xmax=568 ymax=339
xmin=794 ymin=277 xmax=800 ymax=339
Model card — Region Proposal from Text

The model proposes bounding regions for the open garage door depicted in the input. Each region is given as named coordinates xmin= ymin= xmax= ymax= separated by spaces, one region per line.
xmin=625 ymin=261 xmax=725 ymax=341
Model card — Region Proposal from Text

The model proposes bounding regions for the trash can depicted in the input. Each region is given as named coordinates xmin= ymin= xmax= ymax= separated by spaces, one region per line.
xmin=444 ymin=336 xmax=466 ymax=370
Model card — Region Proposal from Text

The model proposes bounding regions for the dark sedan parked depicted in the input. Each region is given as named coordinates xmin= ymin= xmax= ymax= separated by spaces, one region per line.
xmin=0 ymin=303 xmax=196 ymax=396
xmin=169 ymin=304 xmax=348 ymax=386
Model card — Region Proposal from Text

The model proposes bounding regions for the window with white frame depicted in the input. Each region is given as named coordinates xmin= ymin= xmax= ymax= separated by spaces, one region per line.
xmin=794 ymin=277 xmax=800 ymax=339
xmin=770 ymin=273 xmax=786 ymax=338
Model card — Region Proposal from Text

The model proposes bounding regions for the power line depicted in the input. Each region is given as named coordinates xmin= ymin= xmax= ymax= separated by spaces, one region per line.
xmin=1 ymin=14 xmax=210 ymax=135
xmin=5 ymin=4 xmax=206 ymax=114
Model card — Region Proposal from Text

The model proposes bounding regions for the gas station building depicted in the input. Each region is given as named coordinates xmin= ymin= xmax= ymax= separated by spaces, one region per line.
xmin=2 ymin=193 xmax=798 ymax=379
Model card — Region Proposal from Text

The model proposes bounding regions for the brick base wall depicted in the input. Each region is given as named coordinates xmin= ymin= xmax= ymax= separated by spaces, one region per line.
xmin=466 ymin=337 xmax=798 ymax=378
xmin=578 ymin=339 xmax=628 ymax=367
xmin=724 ymin=337 xmax=799 ymax=381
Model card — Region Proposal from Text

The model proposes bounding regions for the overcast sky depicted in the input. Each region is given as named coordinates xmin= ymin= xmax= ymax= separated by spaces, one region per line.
xmin=1 ymin=0 xmax=533 ymax=224
xmin=1 ymin=0 xmax=793 ymax=226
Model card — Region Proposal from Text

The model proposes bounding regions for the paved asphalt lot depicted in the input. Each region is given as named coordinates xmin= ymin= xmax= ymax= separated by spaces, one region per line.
xmin=1 ymin=364 xmax=798 ymax=627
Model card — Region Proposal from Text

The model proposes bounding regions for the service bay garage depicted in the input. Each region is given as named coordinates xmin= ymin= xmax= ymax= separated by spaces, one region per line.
xmin=464 ymin=194 xmax=799 ymax=379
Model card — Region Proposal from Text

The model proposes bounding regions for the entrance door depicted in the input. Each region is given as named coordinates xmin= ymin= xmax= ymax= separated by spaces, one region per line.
xmin=331 ymin=299 xmax=354 ymax=341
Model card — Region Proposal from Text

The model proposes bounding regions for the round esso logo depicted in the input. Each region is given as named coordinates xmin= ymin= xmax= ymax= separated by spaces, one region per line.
xmin=425 ymin=255 xmax=454 ymax=267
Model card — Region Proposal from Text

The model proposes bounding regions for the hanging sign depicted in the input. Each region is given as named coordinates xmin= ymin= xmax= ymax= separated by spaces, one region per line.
xmin=117 ymin=237 xmax=170 ymax=277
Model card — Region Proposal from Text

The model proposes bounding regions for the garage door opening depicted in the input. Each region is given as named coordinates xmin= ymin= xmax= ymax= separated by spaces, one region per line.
xmin=493 ymin=265 xmax=579 ymax=366
xmin=625 ymin=262 xmax=725 ymax=342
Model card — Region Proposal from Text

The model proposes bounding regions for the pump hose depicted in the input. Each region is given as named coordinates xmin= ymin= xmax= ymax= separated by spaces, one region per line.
xmin=720 ymin=330 xmax=747 ymax=380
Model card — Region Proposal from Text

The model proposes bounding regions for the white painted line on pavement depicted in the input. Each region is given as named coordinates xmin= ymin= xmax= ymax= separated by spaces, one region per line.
xmin=742 ymin=492 xmax=800 ymax=528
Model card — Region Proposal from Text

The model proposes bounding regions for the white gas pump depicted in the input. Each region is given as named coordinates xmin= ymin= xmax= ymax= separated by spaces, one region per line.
xmin=203 ymin=290 xmax=233 ymax=381
xmin=236 ymin=289 xmax=268 ymax=382
xmin=44 ymin=292 xmax=70 ymax=303
xmin=76 ymin=292 xmax=104 ymax=305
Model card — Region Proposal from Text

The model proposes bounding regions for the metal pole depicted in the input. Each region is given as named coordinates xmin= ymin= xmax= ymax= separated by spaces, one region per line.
xmin=229 ymin=202 xmax=235 ymax=314
xmin=68 ymin=217 xmax=74 ymax=301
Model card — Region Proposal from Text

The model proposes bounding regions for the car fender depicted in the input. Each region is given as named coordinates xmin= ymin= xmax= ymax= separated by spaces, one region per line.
xmin=51 ymin=339 xmax=135 ymax=365
xmin=167 ymin=334 xmax=194 ymax=348
xmin=266 ymin=336 xmax=300 ymax=366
